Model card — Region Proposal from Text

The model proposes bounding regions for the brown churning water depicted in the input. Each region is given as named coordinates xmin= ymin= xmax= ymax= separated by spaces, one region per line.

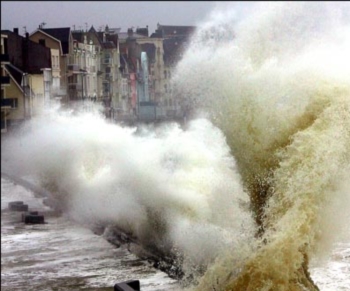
xmin=174 ymin=2 xmax=350 ymax=291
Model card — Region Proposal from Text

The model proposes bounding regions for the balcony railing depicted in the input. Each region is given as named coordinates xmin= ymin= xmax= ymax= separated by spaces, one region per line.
xmin=67 ymin=64 xmax=80 ymax=72
xmin=102 ymin=58 xmax=112 ymax=65
xmin=68 ymin=84 xmax=78 ymax=90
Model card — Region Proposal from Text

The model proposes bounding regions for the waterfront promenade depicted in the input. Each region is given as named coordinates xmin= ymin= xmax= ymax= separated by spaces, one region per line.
xmin=1 ymin=175 xmax=179 ymax=291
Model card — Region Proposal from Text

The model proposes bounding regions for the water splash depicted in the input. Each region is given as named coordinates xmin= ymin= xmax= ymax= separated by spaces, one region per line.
xmin=173 ymin=2 xmax=350 ymax=290
xmin=2 ymin=2 xmax=350 ymax=290
xmin=1 ymin=108 xmax=255 ymax=281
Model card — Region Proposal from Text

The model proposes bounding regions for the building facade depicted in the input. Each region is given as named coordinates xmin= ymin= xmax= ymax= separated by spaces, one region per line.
xmin=1 ymin=28 xmax=53 ymax=132
xmin=30 ymin=27 xmax=74 ymax=105
xmin=1 ymin=33 xmax=11 ymax=132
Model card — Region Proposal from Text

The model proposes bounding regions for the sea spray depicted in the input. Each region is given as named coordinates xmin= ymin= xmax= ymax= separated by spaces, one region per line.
xmin=173 ymin=2 xmax=350 ymax=290
xmin=1 ymin=2 xmax=350 ymax=290
xmin=1 ymin=109 xmax=256 ymax=281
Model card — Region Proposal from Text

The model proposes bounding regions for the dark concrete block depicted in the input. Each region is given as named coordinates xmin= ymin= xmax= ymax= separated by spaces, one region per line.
xmin=8 ymin=201 xmax=29 ymax=211
xmin=21 ymin=211 xmax=39 ymax=222
xmin=23 ymin=214 xmax=45 ymax=224
xmin=114 ymin=280 xmax=140 ymax=291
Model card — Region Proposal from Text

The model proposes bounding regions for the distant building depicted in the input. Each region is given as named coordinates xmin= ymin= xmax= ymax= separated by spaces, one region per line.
xmin=92 ymin=25 xmax=122 ymax=117
xmin=151 ymin=23 xmax=196 ymax=38
xmin=1 ymin=29 xmax=52 ymax=132
xmin=70 ymin=30 xmax=99 ymax=109
xmin=1 ymin=33 xmax=11 ymax=133
xmin=150 ymin=24 xmax=195 ymax=118
xmin=30 ymin=27 xmax=74 ymax=104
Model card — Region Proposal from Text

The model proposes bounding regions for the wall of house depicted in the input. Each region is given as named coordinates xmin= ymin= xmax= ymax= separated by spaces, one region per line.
xmin=30 ymin=32 xmax=61 ymax=52
xmin=29 ymin=32 xmax=67 ymax=100
xmin=51 ymin=48 xmax=60 ymax=96
xmin=5 ymin=77 xmax=25 ymax=123
xmin=30 ymin=74 xmax=45 ymax=115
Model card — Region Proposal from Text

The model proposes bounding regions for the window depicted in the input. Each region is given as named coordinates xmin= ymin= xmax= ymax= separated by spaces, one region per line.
xmin=103 ymin=82 xmax=110 ymax=93
xmin=164 ymin=84 xmax=167 ymax=93
xmin=164 ymin=70 xmax=167 ymax=79
xmin=12 ymin=98 xmax=18 ymax=108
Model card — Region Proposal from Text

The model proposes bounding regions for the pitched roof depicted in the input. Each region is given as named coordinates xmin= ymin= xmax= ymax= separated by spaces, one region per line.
xmin=41 ymin=27 xmax=71 ymax=54
xmin=41 ymin=27 xmax=70 ymax=42
xmin=118 ymin=32 xmax=146 ymax=41
xmin=72 ymin=31 xmax=84 ymax=43
xmin=157 ymin=24 xmax=196 ymax=38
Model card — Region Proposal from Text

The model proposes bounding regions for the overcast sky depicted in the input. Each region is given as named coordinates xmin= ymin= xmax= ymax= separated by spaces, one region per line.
xmin=1 ymin=1 xmax=255 ymax=36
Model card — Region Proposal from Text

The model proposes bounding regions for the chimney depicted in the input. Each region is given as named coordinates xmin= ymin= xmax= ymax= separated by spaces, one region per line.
xmin=25 ymin=32 xmax=29 ymax=39
xmin=14 ymin=28 xmax=19 ymax=35
xmin=127 ymin=28 xmax=133 ymax=37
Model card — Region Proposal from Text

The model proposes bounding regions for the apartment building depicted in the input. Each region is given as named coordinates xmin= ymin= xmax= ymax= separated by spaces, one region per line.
xmin=1 ymin=33 xmax=11 ymax=132
xmin=1 ymin=29 xmax=52 ymax=132
xmin=94 ymin=26 xmax=123 ymax=118
xmin=30 ymin=27 xmax=74 ymax=104
xmin=152 ymin=24 xmax=195 ymax=118
xmin=2 ymin=23 xmax=196 ymax=125
xmin=70 ymin=30 xmax=99 ymax=106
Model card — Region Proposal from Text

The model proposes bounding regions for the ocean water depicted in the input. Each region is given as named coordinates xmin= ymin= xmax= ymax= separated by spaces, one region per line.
xmin=1 ymin=2 xmax=350 ymax=291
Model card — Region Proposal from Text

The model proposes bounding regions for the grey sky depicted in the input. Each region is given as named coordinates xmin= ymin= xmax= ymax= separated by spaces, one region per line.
xmin=1 ymin=1 xmax=254 ymax=36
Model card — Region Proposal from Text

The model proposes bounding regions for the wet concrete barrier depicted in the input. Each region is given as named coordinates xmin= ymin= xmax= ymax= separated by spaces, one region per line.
xmin=7 ymin=201 xmax=45 ymax=224
xmin=21 ymin=211 xmax=45 ymax=224
xmin=8 ymin=201 xmax=29 ymax=212
xmin=114 ymin=280 xmax=140 ymax=291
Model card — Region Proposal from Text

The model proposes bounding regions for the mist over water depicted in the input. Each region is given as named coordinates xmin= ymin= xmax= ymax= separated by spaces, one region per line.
xmin=1 ymin=109 xmax=256 ymax=280
xmin=1 ymin=2 xmax=350 ymax=291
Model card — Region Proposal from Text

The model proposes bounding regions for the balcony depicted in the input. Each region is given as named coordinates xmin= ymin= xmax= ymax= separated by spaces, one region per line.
xmin=67 ymin=64 xmax=80 ymax=73
xmin=0 ymin=54 xmax=10 ymax=64
xmin=68 ymin=84 xmax=79 ymax=90
xmin=102 ymin=58 xmax=112 ymax=65
xmin=1 ymin=76 xmax=10 ymax=85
